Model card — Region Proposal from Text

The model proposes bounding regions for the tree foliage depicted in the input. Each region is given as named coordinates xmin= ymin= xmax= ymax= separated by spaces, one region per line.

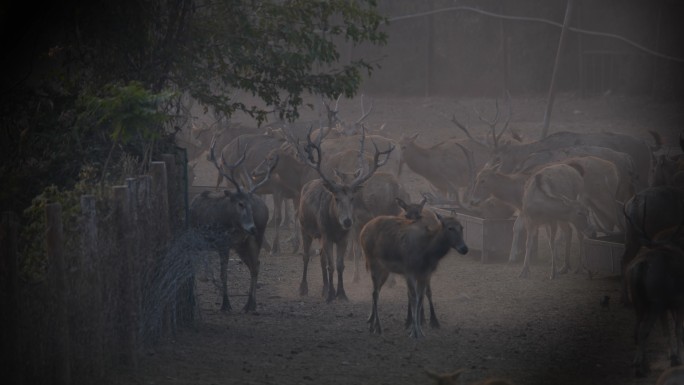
xmin=0 ymin=0 xmax=387 ymax=213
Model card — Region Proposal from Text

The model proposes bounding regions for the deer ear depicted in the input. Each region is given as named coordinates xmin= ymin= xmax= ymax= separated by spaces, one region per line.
xmin=395 ymin=197 xmax=407 ymax=210
xmin=409 ymin=132 xmax=419 ymax=141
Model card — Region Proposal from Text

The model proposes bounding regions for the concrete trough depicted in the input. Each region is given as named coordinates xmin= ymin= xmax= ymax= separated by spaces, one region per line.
xmin=582 ymin=234 xmax=625 ymax=276
xmin=451 ymin=211 xmax=516 ymax=264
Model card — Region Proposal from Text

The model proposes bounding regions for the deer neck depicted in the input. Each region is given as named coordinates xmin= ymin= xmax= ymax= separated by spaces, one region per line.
xmin=403 ymin=142 xmax=432 ymax=174
xmin=490 ymin=172 xmax=526 ymax=209
xmin=423 ymin=227 xmax=452 ymax=267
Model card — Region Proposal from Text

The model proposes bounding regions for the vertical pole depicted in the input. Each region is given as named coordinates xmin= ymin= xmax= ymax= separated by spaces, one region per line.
xmin=499 ymin=0 xmax=510 ymax=94
xmin=424 ymin=0 xmax=435 ymax=97
xmin=80 ymin=195 xmax=104 ymax=380
xmin=577 ymin=0 xmax=585 ymax=98
xmin=113 ymin=185 xmax=137 ymax=367
xmin=46 ymin=203 xmax=71 ymax=385
xmin=541 ymin=0 xmax=575 ymax=139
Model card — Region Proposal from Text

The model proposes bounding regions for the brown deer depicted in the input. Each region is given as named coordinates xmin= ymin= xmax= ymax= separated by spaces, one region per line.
xmin=297 ymin=128 xmax=394 ymax=302
xmin=189 ymin=138 xmax=277 ymax=312
xmin=360 ymin=212 xmax=468 ymax=338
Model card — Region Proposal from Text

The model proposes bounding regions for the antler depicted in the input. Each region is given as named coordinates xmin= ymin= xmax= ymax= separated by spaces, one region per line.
xmin=301 ymin=125 xmax=342 ymax=189
xmin=247 ymin=154 xmax=278 ymax=194
xmin=210 ymin=135 xmax=246 ymax=193
xmin=355 ymin=94 xmax=374 ymax=125
xmin=349 ymin=127 xmax=394 ymax=190
xmin=452 ymin=141 xmax=476 ymax=204
xmin=451 ymin=111 xmax=490 ymax=149
xmin=473 ymin=92 xmax=512 ymax=149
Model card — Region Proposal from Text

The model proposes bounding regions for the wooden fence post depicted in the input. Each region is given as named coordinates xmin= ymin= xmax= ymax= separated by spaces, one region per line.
xmin=1 ymin=211 xmax=21 ymax=384
xmin=79 ymin=195 xmax=104 ymax=380
xmin=113 ymin=185 xmax=137 ymax=367
xmin=46 ymin=203 xmax=71 ymax=385
xmin=150 ymin=161 xmax=171 ymax=244
xmin=161 ymin=154 xmax=182 ymax=234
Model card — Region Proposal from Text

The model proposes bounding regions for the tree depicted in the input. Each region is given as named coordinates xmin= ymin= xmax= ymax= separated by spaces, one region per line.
xmin=0 ymin=0 xmax=387 ymax=212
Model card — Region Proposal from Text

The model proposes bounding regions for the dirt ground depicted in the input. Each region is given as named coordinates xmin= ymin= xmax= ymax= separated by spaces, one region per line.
xmin=113 ymin=94 xmax=683 ymax=385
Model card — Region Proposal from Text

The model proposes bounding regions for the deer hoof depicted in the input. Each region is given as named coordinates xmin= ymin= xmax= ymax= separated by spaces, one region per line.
xmin=299 ymin=282 xmax=308 ymax=296
xmin=336 ymin=290 xmax=348 ymax=301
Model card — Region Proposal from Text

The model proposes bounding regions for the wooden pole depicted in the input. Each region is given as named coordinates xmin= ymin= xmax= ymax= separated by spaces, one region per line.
xmin=113 ymin=185 xmax=137 ymax=367
xmin=541 ymin=0 xmax=575 ymax=139
xmin=46 ymin=203 xmax=71 ymax=385
xmin=80 ymin=195 xmax=104 ymax=380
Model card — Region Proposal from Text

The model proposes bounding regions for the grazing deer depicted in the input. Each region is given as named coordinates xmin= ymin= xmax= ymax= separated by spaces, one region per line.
xmin=360 ymin=212 xmax=468 ymax=338
xmin=189 ymin=139 xmax=277 ymax=312
xmin=297 ymin=128 xmax=394 ymax=302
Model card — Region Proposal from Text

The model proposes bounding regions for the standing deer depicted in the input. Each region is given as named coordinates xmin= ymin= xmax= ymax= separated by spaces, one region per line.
xmin=515 ymin=163 xmax=596 ymax=279
xmin=297 ymin=128 xmax=394 ymax=302
xmin=189 ymin=139 xmax=277 ymax=312
xmin=360 ymin=213 xmax=468 ymax=338
xmin=625 ymin=211 xmax=684 ymax=377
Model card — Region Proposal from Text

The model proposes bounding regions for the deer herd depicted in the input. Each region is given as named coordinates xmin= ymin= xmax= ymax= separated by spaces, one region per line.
xmin=186 ymin=96 xmax=684 ymax=379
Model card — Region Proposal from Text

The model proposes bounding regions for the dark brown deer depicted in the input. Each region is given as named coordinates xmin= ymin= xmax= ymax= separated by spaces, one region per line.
xmin=620 ymin=185 xmax=684 ymax=304
xmin=395 ymin=197 xmax=446 ymax=329
xmin=625 ymin=209 xmax=684 ymax=377
xmin=360 ymin=213 xmax=468 ymax=338
xmin=189 ymin=138 xmax=277 ymax=312
xmin=297 ymin=128 xmax=394 ymax=302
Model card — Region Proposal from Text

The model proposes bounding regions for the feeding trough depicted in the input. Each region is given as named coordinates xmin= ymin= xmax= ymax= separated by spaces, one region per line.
xmin=437 ymin=207 xmax=516 ymax=263
xmin=582 ymin=234 xmax=625 ymax=276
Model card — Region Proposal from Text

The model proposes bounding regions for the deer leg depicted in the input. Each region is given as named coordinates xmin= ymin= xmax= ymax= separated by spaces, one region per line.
xmin=368 ymin=267 xmax=389 ymax=335
xmin=634 ymin=312 xmax=658 ymax=377
xmin=546 ymin=222 xmax=559 ymax=280
xmin=241 ymin=241 xmax=261 ymax=312
xmin=219 ymin=251 xmax=232 ymax=312
xmin=408 ymin=276 xmax=426 ymax=339
xmin=270 ymin=193 xmax=281 ymax=256
xmin=672 ymin=311 xmax=683 ymax=367
xmin=352 ymin=234 xmax=361 ymax=283
xmin=299 ymin=234 xmax=313 ymax=296
xmin=426 ymin=281 xmax=440 ymax=329
xmin=558 ymin=222 xmax=572 ymax=274
xmin=519 ymin=221 xmax=537 ymax=279
xmin=335 ymin=240 xmax=349 ymax=301
xmin=509 ymin=216 xmax=525 ymax=263
xmin=321 ymin=241 xmax=336 ymax=302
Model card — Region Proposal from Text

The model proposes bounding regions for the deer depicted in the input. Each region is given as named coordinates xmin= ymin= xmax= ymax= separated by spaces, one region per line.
xmin=360 ymin=212 xmax=468 ymax=338
xmin=620 ymin=185 xmax=684 ymax=304
xmin=296 ymin=127 xmax=394 ymax=302
xmin=624 ymin=206 xmax=684 ymax=377
xmin=487 ymin=130 xmax=661 ymax=194
xmin=514 ymin=163 xmax=596 ymax=279
xmin=189 ymin=138 xmax=277 ymax=312
xmin=512 ymin=145 xmax=637 ymax=204
xmin=397 ymin=133 xmax=477 ymax=207
xmin=395 ymin=197 xmax=448 ymax=329
xmin=650 ymin=132 xmax=684 ymax=187
xmin=334 ymin=169 xmax=411 ymax=283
